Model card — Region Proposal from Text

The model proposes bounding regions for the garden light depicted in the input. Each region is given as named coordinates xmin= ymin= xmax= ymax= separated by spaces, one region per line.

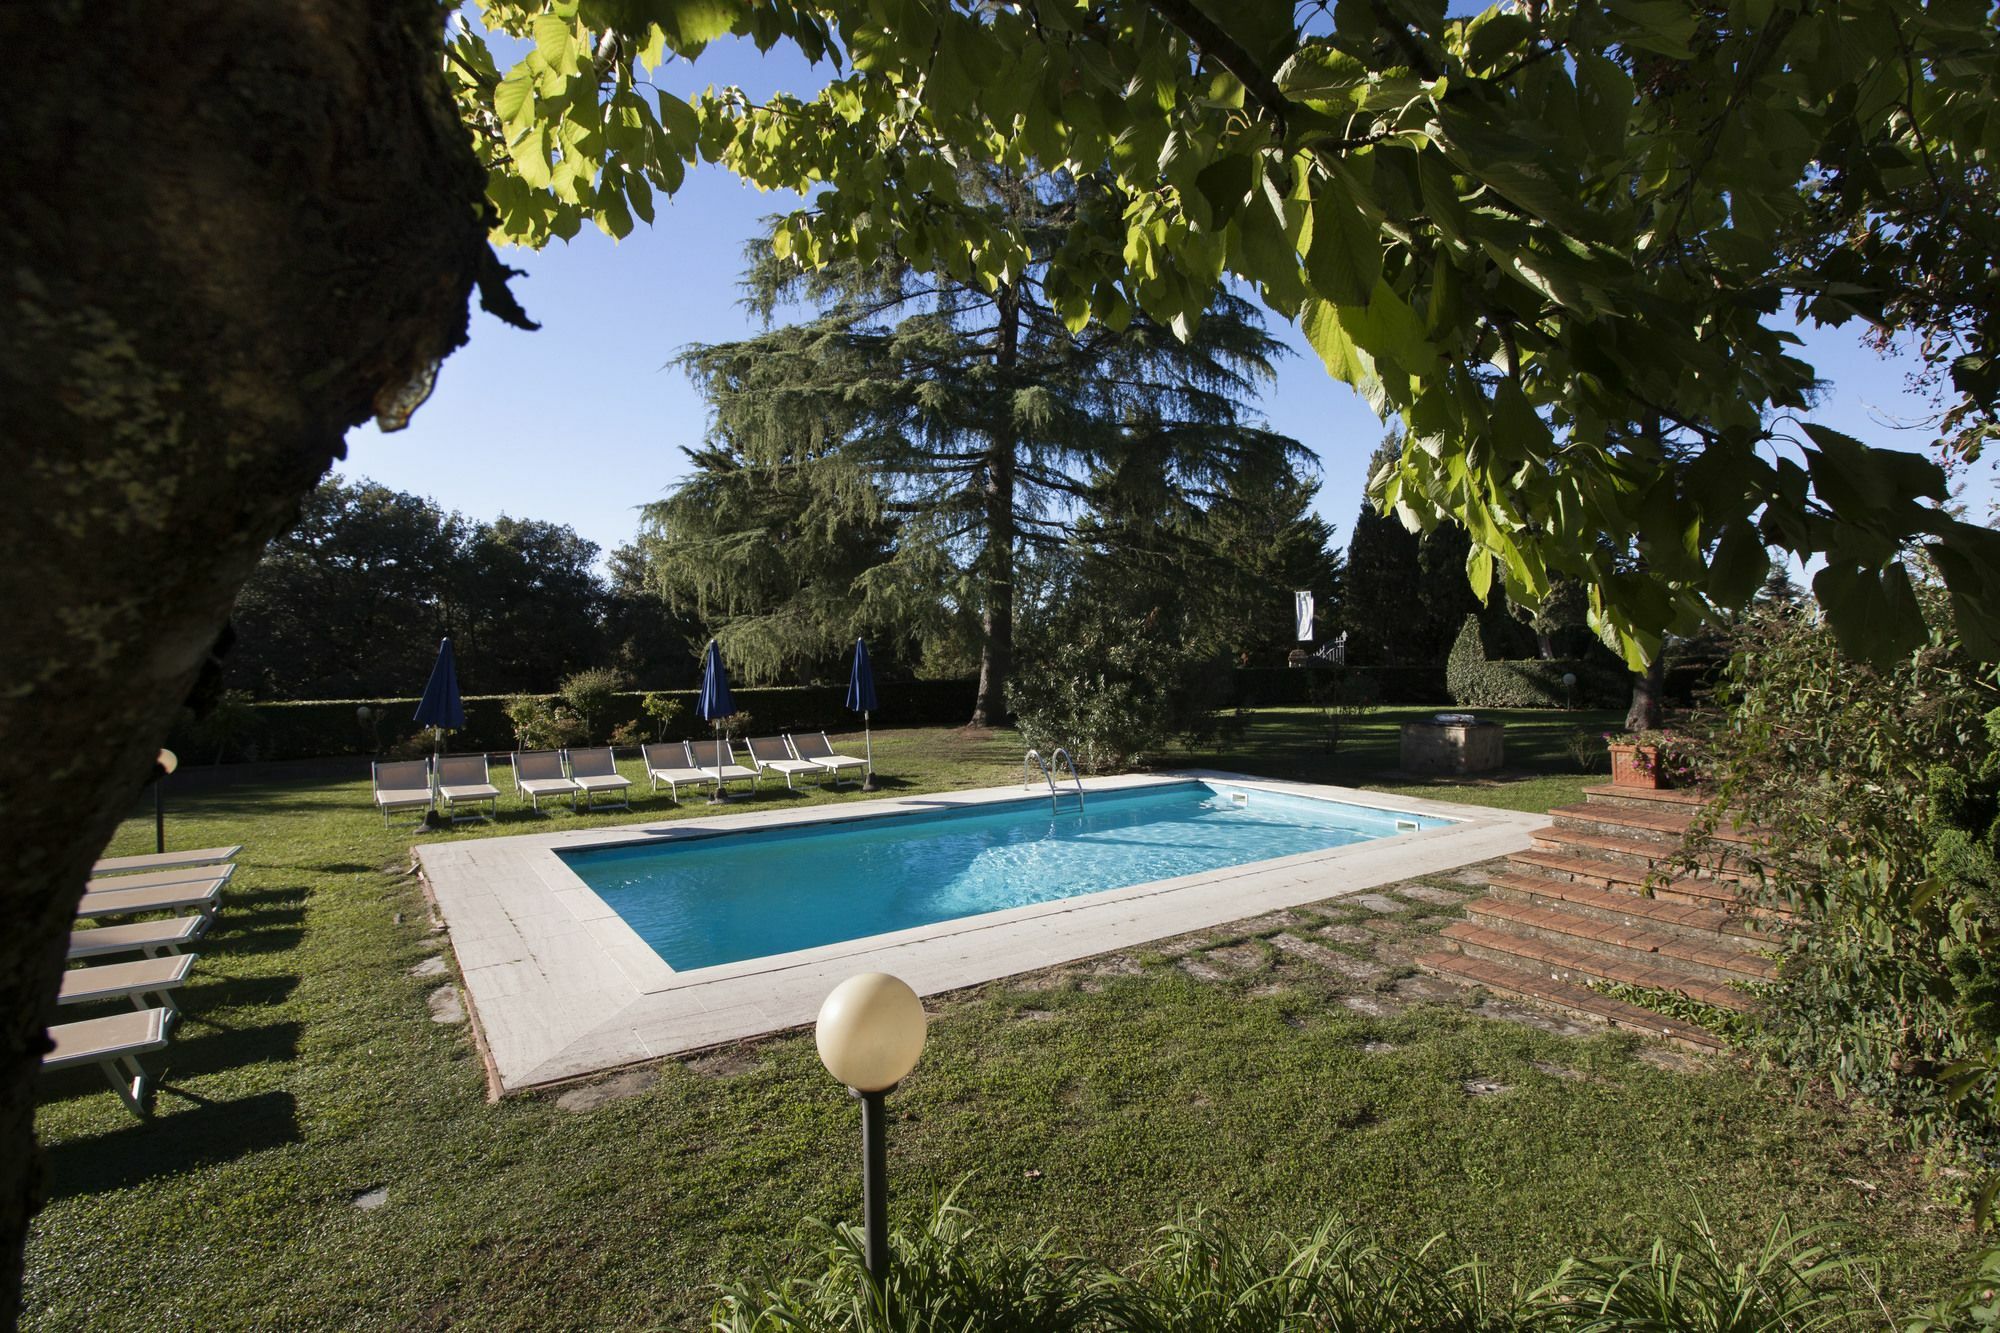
xmin=154 ymin=748 xmax=178 ymax=853
xmin=815 ymin=972 xmax=926 ymax=1281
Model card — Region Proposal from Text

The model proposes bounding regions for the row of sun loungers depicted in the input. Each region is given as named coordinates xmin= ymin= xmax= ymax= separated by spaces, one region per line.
xmin=48 ymin=846 xmax=244 ymax=1116
xmin=371 ymin=734 xmax=870 ymax=820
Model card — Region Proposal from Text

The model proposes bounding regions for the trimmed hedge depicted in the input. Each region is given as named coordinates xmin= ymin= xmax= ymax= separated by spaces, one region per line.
xmin=169 ymin=680 xmax=981 ymax=763
xmin=1444 ymin=615 xmax=1625 ymax=709
xmin=1230 ymin=664 xmax=1449 ymax=707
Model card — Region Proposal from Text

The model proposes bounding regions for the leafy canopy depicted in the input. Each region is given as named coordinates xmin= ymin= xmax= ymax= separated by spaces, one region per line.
xmin=448 ymin=0 xmax=2000 ymax=667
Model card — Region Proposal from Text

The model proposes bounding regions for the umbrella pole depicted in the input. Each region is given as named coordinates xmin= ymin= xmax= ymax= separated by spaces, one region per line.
xmin=709 ymin=723 xmax=727 ymax=804
xmin=862 ymin=712 xmax=877 ymax=791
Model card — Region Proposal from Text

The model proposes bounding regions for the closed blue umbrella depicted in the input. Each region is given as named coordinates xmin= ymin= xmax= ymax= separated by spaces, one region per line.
xmin=847 ymin=638 xmax=878 ymax=790
xmin=412 ymin=638 xmax=465 ymax=751
xmin=698 ymin=640 xmax=737 ymax=801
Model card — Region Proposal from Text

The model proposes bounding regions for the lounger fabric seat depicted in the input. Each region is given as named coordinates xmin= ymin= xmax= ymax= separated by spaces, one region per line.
xmin=512 ymin=750 xmax=581 ymax=810
xmin=68 ymin=914 xmax=209 ymax=961
xmin=44 ymin=1006 xmax=175 ymax=1117
xmin=641 ymin=743 xmax=709 ymax=800
xmin=788 ymin=732 xmax=868 ymax=787
xmin=84 ymin=862 xmax=238 ymax=894
xmin=687 ymin=740 xmax=758 ymax=793
xmin=565 ymin=747 xmax=632 ymax=810
xmin=435 ymin=754 xmax=500 ymax=820
xmin=746 ymin=736 xmax=822 ymax=789
xmin=92 ymin=845 xmax=241 ymax=876
xmin=59 ymin=954 xmax=198 ymax=1012
xmin=77 ymin=871 xmax=227 ymax=920
xmin=372 ymin=759 xmax=434 ymax=826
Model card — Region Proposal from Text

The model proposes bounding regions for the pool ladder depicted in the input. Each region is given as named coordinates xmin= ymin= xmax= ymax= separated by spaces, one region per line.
xmin=1023 ymin=747 xmax=1085 ymax=813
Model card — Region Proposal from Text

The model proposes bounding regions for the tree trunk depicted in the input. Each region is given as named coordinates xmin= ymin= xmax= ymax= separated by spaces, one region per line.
xmin=1 ymin=3 xmax=497 ymax=1321
xmin=1625 ymin=654 xmax=1667 ymax=731
xmin=970 ymin=283 xmax=1021 ymax=728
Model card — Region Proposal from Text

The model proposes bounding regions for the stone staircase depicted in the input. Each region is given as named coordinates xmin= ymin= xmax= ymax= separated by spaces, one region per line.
xmin=1417 ymin=784 xmax=1782 ymax=1052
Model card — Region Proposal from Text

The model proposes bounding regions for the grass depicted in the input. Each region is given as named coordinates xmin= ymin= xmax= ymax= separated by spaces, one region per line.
xmin=25 ymin=711 xmax=1971 ymax=1329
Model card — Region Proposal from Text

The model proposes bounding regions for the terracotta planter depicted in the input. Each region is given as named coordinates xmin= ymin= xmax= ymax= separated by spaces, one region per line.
xmin=1607 ymin=743 xmax=1668 ymax=788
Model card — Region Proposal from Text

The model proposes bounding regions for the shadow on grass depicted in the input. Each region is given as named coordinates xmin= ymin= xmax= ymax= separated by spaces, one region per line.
xmin=163 ymin=1020 xmax=304 ymax=1078
xmin=187 ymin=973 xmax=301 ymax=1011
xmin=43 ymin=1090 xmax=301 ymax=1202
xmin=207 ymin=927 xmax=305 ymax=957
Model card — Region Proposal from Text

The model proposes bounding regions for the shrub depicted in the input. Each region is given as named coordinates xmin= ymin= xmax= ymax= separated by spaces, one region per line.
xmin=1445 ymin=615 xmax=1619 ymax=709
xmin=1693 ymin=597 xmax=2000 ymax=1199
xmin=185 ymin=689 xmax=262 ymax=764
xmin=710 ymin=1201 xmax=1880 ymax=1331
xmin=558 ymin=667 xmax=625 ymax=742
xmin=642 ymin=691 xmax=687 ymax=741
xmin=1009 ymin=603 xmax=1214 ymax=775
xmin=607 ymin=719 xmax=645 ymax=748
xmin=504 ymin=695 xmax=587 ymax=751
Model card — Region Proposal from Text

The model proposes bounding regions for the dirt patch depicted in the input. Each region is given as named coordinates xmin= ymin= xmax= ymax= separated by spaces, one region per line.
xmin=1202 ymin=942 xmax=1266 ymax=973
xmin=1339 ymin=993 xmax=1403 ymax=1018
xmin=1391 ymin=974 xmax=1466 ymax=1005
xmin=1473 ymin=1000 xmax=1599 ymax=1039
xmin=1531 ymin=1060 xmax=1588 ymax=1082
xmin=557 ymin=1067 xmax=660 ymax=1111
xmin=683 ymin=1048 xmax=761 ymax=1079
xmin=1396 ymin=884 xmax=1472 ymax=907
xmin=1361 ymin=1040 xmax=1398 ymax=1054
xmin=1178 ymin=957 xmax=1229 ymax=983
xmin=1463 ymin=1078 xmax=1514 ymax=1097
xmin=1012 ymin=1007 xmax=1060 ymax=1023
xmin=1633 ymin=1043 xmax=1706 ymax=1073
xmin=1314 ymin=924 xmax=1379 ymax=946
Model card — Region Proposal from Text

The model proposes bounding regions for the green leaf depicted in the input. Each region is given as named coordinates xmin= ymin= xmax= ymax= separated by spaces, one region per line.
xmin=658 ymin=0 xmax=738 ymax=52
xmin=532 ymin=14 xmax=580 ymax=77
xmin=1466 ymin=545 xmax=1495 ymax=602
xmin=1812 ymin=562 xmax=1927 ymax=665
xmin=1305 ymin=178 xmax=1381 ymax=306
xmin=1706 ymin=522 xmax=1770 ymax=609
xmin=494 ymin=66 xmax=536 ymax=129
xmin=1300 ymin=298 xmax=1374 ymax=387
xmin=656 ymin=90 xmax=699 ymax=147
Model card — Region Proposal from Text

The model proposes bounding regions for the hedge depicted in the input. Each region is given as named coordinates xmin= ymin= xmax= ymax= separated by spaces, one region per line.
xmin=169 ymin=680 xmax=982 ymax=764
xmin=1229 ymin=664 xmax=1449 ymax=707
xmin=1444 ymin=615 xmax=1626 ymax=709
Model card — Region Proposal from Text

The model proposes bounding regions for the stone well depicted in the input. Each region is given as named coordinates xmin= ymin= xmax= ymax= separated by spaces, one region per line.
xmin=1399 ymin=714 xmax=1505 ymax=775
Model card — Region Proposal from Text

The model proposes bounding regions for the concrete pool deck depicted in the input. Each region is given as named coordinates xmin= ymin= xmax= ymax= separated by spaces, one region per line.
xmin=414 ymin=772 xmax=1542 ymax=1095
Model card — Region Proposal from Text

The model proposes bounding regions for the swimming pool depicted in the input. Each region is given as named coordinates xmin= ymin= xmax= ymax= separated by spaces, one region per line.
xmin=560 ymin=781 xmax=1451 ymax=971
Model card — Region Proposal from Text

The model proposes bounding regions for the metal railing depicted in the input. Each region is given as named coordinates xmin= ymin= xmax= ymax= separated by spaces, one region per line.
xmin=1023 ymin=747 xmax=1085 ymax=813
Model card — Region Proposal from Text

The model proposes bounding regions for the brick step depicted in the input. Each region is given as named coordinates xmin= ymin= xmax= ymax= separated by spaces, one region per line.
xmin=1464 ymin=896 xmax=1775 ymax=988
xmin=1437 ymin=920 xmax=1761 ymax=1012
xmin=1580 ymin=782 xmax=1709 ymax=811
xmin=1548 ymin=801 xmax=1772 ymax=850
xmin=1484 ymin=872 xmax=1772 ymax=943
xmin=1528 ymin=826 xmax=1761 ymax=884
xmin=1416 ymin=949 xmax=1725 ymax=1052
xmin=1506 ymin=849 xmax=1749 ymax=908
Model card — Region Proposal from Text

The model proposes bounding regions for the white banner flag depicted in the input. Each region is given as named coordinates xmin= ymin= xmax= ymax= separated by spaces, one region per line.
xmin=1294 ymin=591 xmax=1315 ymax=642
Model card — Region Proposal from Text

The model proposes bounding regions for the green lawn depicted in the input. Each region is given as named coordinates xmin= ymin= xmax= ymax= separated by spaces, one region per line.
xmin=25 ymin=712 xmax=1971 ymax=1328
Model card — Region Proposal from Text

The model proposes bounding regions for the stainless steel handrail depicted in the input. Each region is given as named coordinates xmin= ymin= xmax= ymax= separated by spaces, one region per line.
xmin=1023 ymin=747 xmax=1085 ymax=812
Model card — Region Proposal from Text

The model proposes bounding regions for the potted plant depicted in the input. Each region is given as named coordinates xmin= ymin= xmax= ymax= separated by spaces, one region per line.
xmin=1604 ymin=729 xmax=1685 ymax=788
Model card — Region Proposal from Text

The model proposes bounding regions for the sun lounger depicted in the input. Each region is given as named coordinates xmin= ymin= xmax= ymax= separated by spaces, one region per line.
xmin=77 ymin=867 xmax=230 ymax=920
xmin=68 ymin=915 xmax=209 ymax=961
xmin=564 ymin=747 xmax=632 ymax=811
xmin=686 ymin=739 xmax=757 ymax=795
xmin=372 ymin=759 xmax=433 ymax=826
xmin=512 ymin=750 xmax=581 ymax=811
xmin=641 ymin=743 xmax=710 ymax=801
xmin=745 ymin=735 xmax=822 ymax=790
xmin=84 ymin=862 xmax=238 ymax=894
xmin=44 ymin=1006 xmax=175 ymax=1117
xmin=59 ymin=954 xmax=198 ymax=1014
xmin=92 ymin=845 xmax=241 ymax=876
xmin=787 ymin=732 xmax=869 ymax=788
xmin=435 ymin=754 xmax=501 ymax=821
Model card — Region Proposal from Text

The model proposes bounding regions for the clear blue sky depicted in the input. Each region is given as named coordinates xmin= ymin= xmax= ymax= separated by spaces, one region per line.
xmin=337 ymin=34 xmax=1993 ymax=567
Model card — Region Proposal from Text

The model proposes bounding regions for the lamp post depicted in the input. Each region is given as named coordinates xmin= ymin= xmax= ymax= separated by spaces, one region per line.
xmin=1561 ymin=671 xmax=1578 ymax=711
xmin=814 ymin=972 xmax=927 ymax=1283
xmin=153 ymin=748 xmax=178 ymax=854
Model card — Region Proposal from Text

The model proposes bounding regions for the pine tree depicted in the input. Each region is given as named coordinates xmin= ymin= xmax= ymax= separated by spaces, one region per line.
xmin=657 ymin=171 xmax=1310 ymax=722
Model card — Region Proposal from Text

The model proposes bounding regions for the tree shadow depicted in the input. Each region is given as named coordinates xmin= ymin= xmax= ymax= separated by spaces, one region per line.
xmin=42 ymin=1090 xmax=300 ymax=1202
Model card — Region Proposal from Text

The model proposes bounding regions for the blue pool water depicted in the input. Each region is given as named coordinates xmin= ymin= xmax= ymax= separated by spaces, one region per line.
xmin=560 ymin=781 xmax=1449 ymax=971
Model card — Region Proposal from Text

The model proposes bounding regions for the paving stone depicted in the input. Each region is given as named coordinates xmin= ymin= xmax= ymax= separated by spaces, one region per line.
xmin=1178 ymin=957 xmax=1229 ymax=983
xmin=426 ymin=986 xmax=465 ymax=1024
xmin=1361 ymin=1040 xmax=1398 ymax=1054
xmin=1339 ymin=993 xmax=1403 ymax=1018
xmin=1314 ymin=924 xmax=1379 ymax=947
xmin=1012 ymin=1007 xmax=1060 ymax=1022
xmin=1633 ymin=1043 xmax=1704 ymax=1073
xmin=1397 ymin=885 xmax=1472 ymax=907
xmin=1390 ymin=974 xmax=1465 ymax=1004
xmin=1084 ymin=954 xmax=1143 ymax=977
xmin=557 ymin=1067 xmax=660 ymax=1111
xmin=1323 ymin=952 xmax=1389 ymax=984
xmin=1473 ymin=1000 xmax=1600 ymax=1039
xmin=352 ymin=1186 xmax=389 ymax=1211
xmin=1463 ymin=1078 xmax=1514 ymax=1097
xmin=1202 ymin=942 xmax=1265 ymax=973
xmin=1445 ymin=866 xmax=1497 ymax=888
xmin=1247 ymin=983 xmax=1292 ymax=1000
xmin=1268 ymin=933 xmax=1345 ymax=968
xmin=408 ymin=956 xmax=448 ymax=978
xmin=1351 ymin=893 xmax=1407 ymax=914
xmin=1531 ymin=1060 xmax=1587 ymax=1081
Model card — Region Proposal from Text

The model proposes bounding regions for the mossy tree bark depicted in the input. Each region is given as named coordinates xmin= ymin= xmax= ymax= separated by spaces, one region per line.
xmin=0 ymin=2 xmax=503 ymax=1321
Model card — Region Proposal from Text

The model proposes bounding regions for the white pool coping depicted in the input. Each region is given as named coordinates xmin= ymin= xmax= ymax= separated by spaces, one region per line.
xmin=414 ymin=771 xmax=1542 ymax=1095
